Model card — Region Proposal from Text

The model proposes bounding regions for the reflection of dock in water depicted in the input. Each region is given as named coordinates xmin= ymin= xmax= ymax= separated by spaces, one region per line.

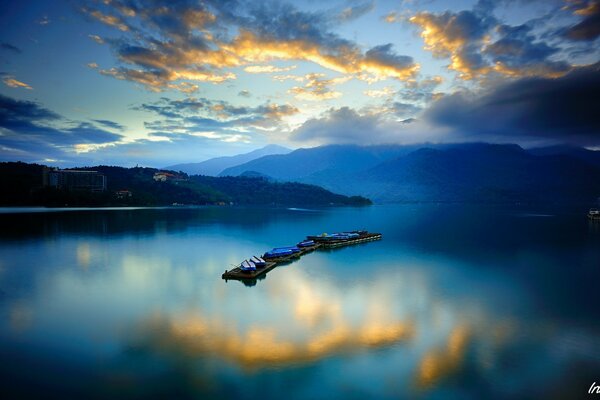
xmin=222 ymin=232 xmax=382 ymax=281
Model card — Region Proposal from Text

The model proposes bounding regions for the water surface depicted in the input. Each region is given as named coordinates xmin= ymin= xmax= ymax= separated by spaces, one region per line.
xmin=0 ymin=205 xmax=599 ymax=399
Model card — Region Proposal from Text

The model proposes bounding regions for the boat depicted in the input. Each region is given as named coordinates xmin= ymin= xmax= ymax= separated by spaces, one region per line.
xmin=307 ymin=232 xmax=361 ymax=242
xmin=589 ymin=208 xmax=600 ymax=220
xmin=240 ymin=260 xmax=256 ymax=272
xmin=297 ymin=239 xmax=315 ymax=247
xmin=272 ymin=246 xmax=301 ymax=253
xmin=251 ymin=256 xmax=267 ymax=267
xmin=263 ymin=248 xmax=295 ymax=259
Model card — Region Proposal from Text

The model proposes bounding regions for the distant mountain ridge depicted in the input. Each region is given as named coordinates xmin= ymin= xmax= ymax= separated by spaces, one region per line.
xmin=165 ymin=144 xmax=291 ymax=176
xmin=219 ymin=143 xmax=600 ymax=203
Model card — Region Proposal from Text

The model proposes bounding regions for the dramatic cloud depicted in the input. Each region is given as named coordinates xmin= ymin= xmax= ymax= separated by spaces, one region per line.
xmin=562 ymin=0 xmax=600 ymax=41
xmin=410 ymin=8 xmax=496 ymax=79
xmin=410 ymin=3 xmax=572 ymax=79
xmin=82 ymin=0 xmax=418 ymax=92
xmin=0 ymin=94 xmax=123 ymax=162
xmin=485 ymin=24 xmax=570 ymax=78
xmin=425 ymin=63 xmax=600 ymax=145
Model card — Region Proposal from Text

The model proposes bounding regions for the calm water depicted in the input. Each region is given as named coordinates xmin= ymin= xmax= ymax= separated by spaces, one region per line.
xmin=0 ymin=205 xmax=599 ymax=399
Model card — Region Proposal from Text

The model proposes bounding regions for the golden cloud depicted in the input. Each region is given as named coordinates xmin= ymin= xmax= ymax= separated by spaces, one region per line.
xmin=410 ymin=12 xmax=571 ymax=80
xmin=383 ymin=12 xmax=399 ymax=23
xmin=409 ymin=13 xmax=491 ymax=80
xmin=288 ymin=73 xmax=349 ymax=101
xmin=86 ymin=9 xmax=129 ymax=31
xmin=2 ymin=77 xmax=33 ymax=90
xmin=244 ymin=65 xmax=297 ymax=73
xmin=86 ymin=4 xmax=418 ymax=92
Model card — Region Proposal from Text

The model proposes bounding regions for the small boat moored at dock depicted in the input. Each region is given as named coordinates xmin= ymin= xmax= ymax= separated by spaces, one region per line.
xmin=589 ymin=208 xmax=600 ymax=220
xmin=263 ymin=248 xmax=295 ymax=259
xmin=251 ymin=256 xmax=267 ymax=267
xmin=240 ymin=260 xmax=256 ymax=272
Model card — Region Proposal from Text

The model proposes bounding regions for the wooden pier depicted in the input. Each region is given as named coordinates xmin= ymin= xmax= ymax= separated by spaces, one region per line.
xmin=222 ymin=233 xmax=381 ymax=281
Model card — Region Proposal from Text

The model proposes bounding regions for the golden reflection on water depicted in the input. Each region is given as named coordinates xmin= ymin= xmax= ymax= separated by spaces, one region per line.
xmin=9 ymin=249 xmax=518 ymax=390
xmin=76 ymin=242 xmax=91 ymax=270
xmin=139 ymin=311 xmax=414 ymax=369
xmin=416 ymin=325 xmax=471 ymax=388
xmin=127 ymin=261 xmax=422 ymax=369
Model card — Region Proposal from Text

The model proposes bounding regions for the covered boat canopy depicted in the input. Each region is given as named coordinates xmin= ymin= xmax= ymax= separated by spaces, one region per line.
xmin=240 ymin=260 xmax=256 ymax=271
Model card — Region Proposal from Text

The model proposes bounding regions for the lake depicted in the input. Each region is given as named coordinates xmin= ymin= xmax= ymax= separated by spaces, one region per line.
xmin=0 ymin=205 xmax=599 ymax=399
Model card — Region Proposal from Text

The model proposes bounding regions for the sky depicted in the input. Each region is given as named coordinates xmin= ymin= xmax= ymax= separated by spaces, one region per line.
xmin=0 ymin=0 xmax=598 ymax=167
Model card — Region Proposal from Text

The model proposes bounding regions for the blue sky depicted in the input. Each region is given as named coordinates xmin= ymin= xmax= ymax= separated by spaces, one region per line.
xmin=0 ymin=0 xmax=598 ymax=166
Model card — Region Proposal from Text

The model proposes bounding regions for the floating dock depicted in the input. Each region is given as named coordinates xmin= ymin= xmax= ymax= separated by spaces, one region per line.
xmin=222 ymin=232 xmax=381 ymax=281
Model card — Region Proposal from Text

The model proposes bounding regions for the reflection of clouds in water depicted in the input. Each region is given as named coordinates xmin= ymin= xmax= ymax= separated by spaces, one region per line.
xmin=417 ymin=325 xmax=470 ymax=388
xmin=9 ymin=302 xmax=33 ymax=333
xmin=6 ymin=248 xmax=592 ymax=396
xmin=124 ymin=263 xmax=480 ymax=372
xmin=76 ymin=242 xmax=91 ymax=270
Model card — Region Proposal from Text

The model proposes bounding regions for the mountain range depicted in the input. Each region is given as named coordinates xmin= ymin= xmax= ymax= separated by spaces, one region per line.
xmin=164 ymin=144 xmax=290 ymax=176
xmin=217 ymin=143 xmax=600 ymax=203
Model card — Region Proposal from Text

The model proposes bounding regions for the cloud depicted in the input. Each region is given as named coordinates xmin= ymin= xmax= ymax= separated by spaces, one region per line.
xmin=391 ymin=102 xmax=422 ymax=118
xmin=92 ymin=119 xmax=125 ymax=131
xmin=410 ymin=8 xmax=496 ymax=79
xmin=88 ymin=34 xmax=105 ymax=44
xmin=2 ymin=76 xmax=33 ymax=90
xmin=336 ymin=1 xmax=375 ymax=22
xmin=562 ymin=0 xmax=600 ymax=41
xmin=0 ymin=42 xmax=22 ymax=54
xmin=137 ymin=96 xmax=299 ymax=138
xmin=383 ymin=12 xmax=399 ymax=23
xmin=291 ymin=106 xmax=439 ymax=145
xmin=87 ymin=62 xmax=98 ymax=69
xmin=410 ymin=4 xmax=573 ymax=80
xmin=84 ymin=9 xmax=129 ymax=31
xmin=288 ymin=73 xmax=349 ymax=101
xmin=424 ymin=63 xmax=600 ymax=146
xmin=99 ymin=67 xmax=208 ymax=92
xmin=364 ymin=86 xmax=395 ymax=98
xmin=82 ymin=0 xmax=418 ymax=92
xmin=485 ymin=24 xmax=571 ymax=78
xmin=0 ymin=94 xmax=123 ymax=162
xmin=238 ymin=90 xmax=251 ymax=97
xmin=361 ymin=44 xmax=419 ymax=81
xmin=243 ymin=65 xmax=296 ymax=73
xmin=37 ymin=15 xmax=50 ymax=25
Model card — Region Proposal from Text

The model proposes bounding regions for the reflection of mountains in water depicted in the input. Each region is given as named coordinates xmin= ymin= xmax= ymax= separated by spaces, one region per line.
xmin=0 ymin=207 xmax=328 ymax=240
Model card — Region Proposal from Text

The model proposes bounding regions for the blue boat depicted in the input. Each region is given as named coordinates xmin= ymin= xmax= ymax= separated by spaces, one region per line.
xmin=251 ymin=256 xmax=267 ymax=267
xmin=273 ymin=246 xmax=301 ymax=253
xmin=297 ymin=240 xmax=315 ymax=247
xmin=240 ymin=260 xmax=256 ymax=272
xmin=263 ymin=248 xmax=294 ymax=259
